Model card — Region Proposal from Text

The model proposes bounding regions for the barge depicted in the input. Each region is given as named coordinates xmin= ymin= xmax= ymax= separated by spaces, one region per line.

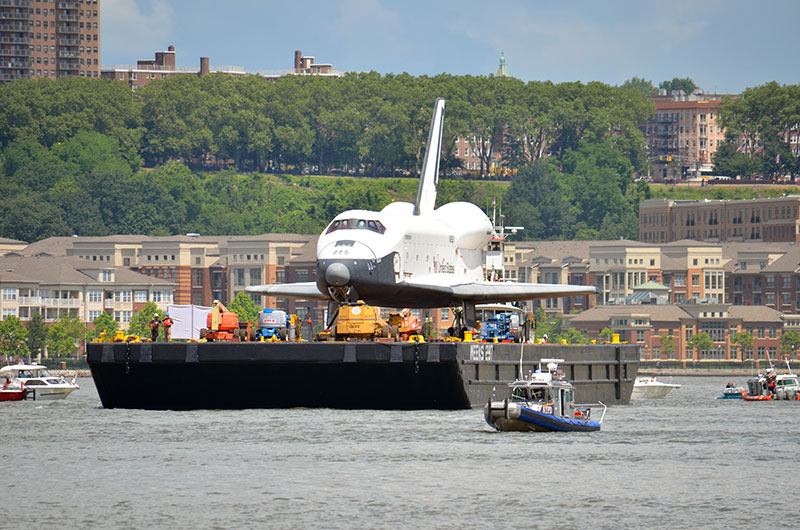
xmin=87 ymin=341 xmax=638 ymax=410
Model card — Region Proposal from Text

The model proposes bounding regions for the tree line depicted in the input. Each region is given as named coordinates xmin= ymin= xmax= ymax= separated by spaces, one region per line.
xmin=715 ymin=82 xmax=800 ymax=179
xmin=0 ymin=73 xmax=658 ymax=242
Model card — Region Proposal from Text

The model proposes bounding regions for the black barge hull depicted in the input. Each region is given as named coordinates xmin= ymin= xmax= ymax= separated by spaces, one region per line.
xmin=87 ymin=341 xmax=638 ymax=410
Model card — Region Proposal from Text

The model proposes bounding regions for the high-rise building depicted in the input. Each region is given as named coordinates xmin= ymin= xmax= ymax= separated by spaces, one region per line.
xmin=0 ymin=0 xmax=100 ymax=83
xmin=641 ymin=90 xmax=732 ymax=180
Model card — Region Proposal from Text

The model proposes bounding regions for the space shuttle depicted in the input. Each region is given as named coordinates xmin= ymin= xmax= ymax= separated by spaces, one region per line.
xmin=246 ymin=98 xmax=597 ymax=328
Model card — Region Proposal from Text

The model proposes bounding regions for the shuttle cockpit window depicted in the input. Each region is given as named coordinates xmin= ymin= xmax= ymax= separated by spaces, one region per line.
xmin=326 ymin=219 xmax=386 ymax=235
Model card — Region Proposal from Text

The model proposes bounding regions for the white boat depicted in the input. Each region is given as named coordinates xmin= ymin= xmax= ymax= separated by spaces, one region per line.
xmin=0 ymin=363 xmax=79 ymax=400
xmin=630 ymin=376 xmax=680 ymax=399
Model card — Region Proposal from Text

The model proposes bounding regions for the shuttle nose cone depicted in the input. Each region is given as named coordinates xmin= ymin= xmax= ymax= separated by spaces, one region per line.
xmin=325 ymin=262 xmax=350 ymax=287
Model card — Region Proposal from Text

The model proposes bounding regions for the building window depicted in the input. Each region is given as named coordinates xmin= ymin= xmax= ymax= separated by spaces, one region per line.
xmin=440 ymin=308 xmax=449 ymax=321
xmin=87 ymin=290 xmax=102 ymax=303
xmin=249 ymin=268 xmax=262 ymax=284
xmin=134 ymin=291 xmax=147 ymax=302
xmin=2 ymin=288 xmax=18 ymax=301
xmin=88 ymin=310 xmax=102 ymax=321
xmin=101 ymin=270 xmax=112 ymax=282
xmin=192 ymin=269 xmax=204 ymax=288
xmin=234 ymin=268 xmax=245 ymax=286
xmin=2 ymin=308 xmax=17 ymax=319
xmin=113 ymin=290 xmax=132 ymax=303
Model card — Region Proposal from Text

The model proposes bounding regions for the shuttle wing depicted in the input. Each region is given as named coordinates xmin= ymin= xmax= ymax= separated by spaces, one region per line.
xmin=449 ymin=282 xmax=597 ymax=303
xmin=245 ymin=282 xmax=328 ymax=301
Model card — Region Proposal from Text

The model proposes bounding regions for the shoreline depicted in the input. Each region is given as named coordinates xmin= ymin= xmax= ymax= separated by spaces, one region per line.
xmin=638 ymin=368 xmax=765 ymax=377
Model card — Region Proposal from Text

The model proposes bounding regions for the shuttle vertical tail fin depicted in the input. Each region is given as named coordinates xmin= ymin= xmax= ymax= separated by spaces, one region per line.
xmin=414 ymin=97 xmax=445 ymax=216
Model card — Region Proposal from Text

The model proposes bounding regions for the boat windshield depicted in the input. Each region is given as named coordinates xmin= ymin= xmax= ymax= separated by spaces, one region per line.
xmin=326 ymin=219 xmax=386 ymax=235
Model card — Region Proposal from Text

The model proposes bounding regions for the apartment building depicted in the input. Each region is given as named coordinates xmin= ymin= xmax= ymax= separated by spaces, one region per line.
xmin=0 ymin=0 xmax=100 ymax=83
xmin=641 ymin=90 xmax=730 ymax=180
xmin=100 ymin=45 xmax=248 ymax=91
xmin=640 ymin=196 xmax=800 ymax=243
xmin=218 ymin=233 xmax=312 ymax=308
xmin=567 ymin=303 xmax=785 ymax=362
xmin=102 ymin=48 xmax=342 ymax=90
xmin=0 ymin=253 xmax=173 ymax=328
xmin=25 ymin=233 xmax=312 ymax=308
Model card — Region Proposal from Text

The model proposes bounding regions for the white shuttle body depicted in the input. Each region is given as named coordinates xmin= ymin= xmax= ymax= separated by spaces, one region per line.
xmin=247 ymin=98 xmax=596 ymax=324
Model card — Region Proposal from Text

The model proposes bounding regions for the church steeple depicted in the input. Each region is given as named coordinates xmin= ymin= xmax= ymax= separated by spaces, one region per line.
xmin=495 ymin=52 xmax=509 ymax=78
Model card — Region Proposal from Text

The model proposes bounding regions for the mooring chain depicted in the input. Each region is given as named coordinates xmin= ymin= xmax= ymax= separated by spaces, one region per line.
xmin=414 ymin=339 xmax=420 ymax=374
xmin=124 ymin=341 xmax=132 ymax=375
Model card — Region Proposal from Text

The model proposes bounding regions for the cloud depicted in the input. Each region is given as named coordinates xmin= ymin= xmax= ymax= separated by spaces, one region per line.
xmin=102 ymin=0 xmax=174 ymax=64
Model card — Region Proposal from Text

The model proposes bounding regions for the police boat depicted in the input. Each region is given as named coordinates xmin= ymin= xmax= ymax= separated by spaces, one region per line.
xmin=484 ymin=358 xmax=606 ymax=432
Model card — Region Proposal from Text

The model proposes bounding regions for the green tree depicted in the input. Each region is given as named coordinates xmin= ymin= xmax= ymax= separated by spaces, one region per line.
xmin=46 ymin=314 xmax=85 ymax=360
xmin=779 ymin=330 xmax=800 ymax=357
xmin=600 ymin=327 xmax=614 ymax=342
xmin=25 ymin=312 xmax=47 ymax=359
xmin=128 ymin=301 xmax=164 ymax=340
xmin=90 ymin=311 xmax=119 ymax=341
xmin=659 ymin=77 xmax=698 ymax=94
xmin=0 ymin=315 xmax=30 ymax=361
xmin=687 ymin=332 xmax=712 ymax=360
xmin=559 ymin=328 xmax=587 ymax=344
xmin=659 ymin=334 xmax=675 ymax=358
xmin=228 ymin=290 xmax=261 ymax=323
xmin=621 ymin=77 xmax=658 ymax=97
xmin=731 ymin=331 xmax=753 ymax=360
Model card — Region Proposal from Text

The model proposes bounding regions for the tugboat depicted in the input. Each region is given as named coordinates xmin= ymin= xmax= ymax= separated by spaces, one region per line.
xmin=484 ymin=358 xmax=606 ymax=432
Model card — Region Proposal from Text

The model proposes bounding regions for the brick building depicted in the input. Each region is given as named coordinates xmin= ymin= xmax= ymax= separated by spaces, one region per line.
xmin=0 ymin=0 xmax=100 ymax=83
xmin=102 ymin=47 xmax=341 ymax=90
xmin=567 ymin=303 xmax=785 ymax=362
xmin=641 ymin=90 xmax=731 ymax=180
xmin=640 ymin=196 xmax=800 ymax=244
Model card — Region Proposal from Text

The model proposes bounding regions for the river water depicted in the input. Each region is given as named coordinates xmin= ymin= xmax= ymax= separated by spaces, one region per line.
xmin=3 ymin=376 xmax=799 ymax=529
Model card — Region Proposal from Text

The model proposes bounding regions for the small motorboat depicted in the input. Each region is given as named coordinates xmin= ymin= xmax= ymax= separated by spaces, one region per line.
xmin=717 ymin=384 xmax=744 ymax=399
xmin=630 ymin=376 xmax=681 ymax=399
xmin=484 ymin=358 xmax=606 ymax=432
xmin=0 ymin=363 xmax=79 ymax=401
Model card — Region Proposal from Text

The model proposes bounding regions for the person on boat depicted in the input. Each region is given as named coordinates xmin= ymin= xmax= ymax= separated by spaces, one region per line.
xmin=150 ymin=315 xmax=161 ymax=342
xmin=162 ymin=313 xmax=173 ymax=342
xmin=2 ymin=377 xmax=9 ymax=390
xmin=726 ymin=381 xmax=734 ymax=388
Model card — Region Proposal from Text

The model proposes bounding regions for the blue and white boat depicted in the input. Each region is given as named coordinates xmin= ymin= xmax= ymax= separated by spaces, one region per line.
xmin=717 ymin=383 xmax=744 ymax=400
xmin=484 ymin=358 xmax=606 ymax=432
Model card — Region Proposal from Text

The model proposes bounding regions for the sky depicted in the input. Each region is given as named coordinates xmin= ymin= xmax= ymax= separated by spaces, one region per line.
xmin=102 ymin=0 xmax=799 ymax=94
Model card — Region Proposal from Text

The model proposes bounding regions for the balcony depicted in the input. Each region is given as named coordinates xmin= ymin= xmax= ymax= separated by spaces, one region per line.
xmin=42 ymin=298 xmax=80 ymax=307
xmin=0 ymin=47 xmax=29 ymax=56
xmin=57 ymin=14 xmax=79 ymax=22
xmin=56 ymin=1 xmax=80 ymax=8
xmin=0 ymin=36 xmax=28 ymax=44
xmin=104 ymin=299 xmax=114 ymax=309
xmin=18 ymin=296 xmax=41 ymax=305
xmin=57 ymin=61 xmax=79 ymax=70
xmin=0 ymin=0 xmax=32 ymax=7
xmin=0 ymin=72 xmax=27 ymax=80
xmin=57 ymin=25 xmax=79 ymax=33
xmin=0 ymin=11 xmax=30 ymax=20
xmin=57 ymin=38 xmax=79 ymax=46
xmin=0 ymin=22 xmax=27 ymax=30
xmin=57 ymin=49 xmax=80 ymax=58
xmin=2 ymin=59 xmax=28 ymax=67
